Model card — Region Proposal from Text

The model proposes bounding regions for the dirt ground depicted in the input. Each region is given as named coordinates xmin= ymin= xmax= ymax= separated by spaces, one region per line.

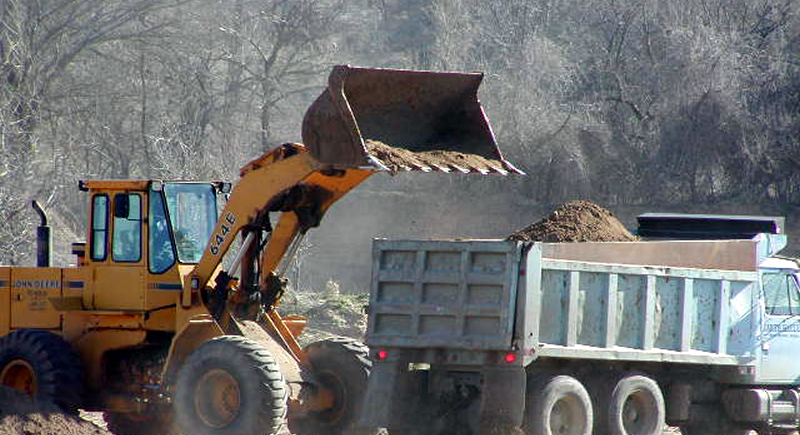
xmin=508 ymin=199 xmax=637 ymax=242
xmin=0 ymin=387 xmax=110 ymax=435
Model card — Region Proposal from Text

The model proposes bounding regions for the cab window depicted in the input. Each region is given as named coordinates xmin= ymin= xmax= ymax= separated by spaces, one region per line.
xmin=163 ymin=184 xmax=217 ymax=263
xmin=112 ymin=193 xmax=142 ymax=262
xmin=149 ymin=189 xmax=176 ymax=273
xmin=91 ymin=195 xmax=109 ymax=261
xmin=763 ymin=271 xmax=800 ymax=316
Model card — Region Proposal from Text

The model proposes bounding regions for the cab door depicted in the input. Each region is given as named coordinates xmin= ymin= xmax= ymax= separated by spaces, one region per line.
xmin=758 ymin=269 xmax=800 ymax=383
xmin=91 ymin=192 xmax=146 ymax=310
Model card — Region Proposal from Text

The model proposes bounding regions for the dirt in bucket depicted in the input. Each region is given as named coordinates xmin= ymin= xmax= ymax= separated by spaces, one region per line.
xmin=364 ymin=140 xmax=503 ymax=172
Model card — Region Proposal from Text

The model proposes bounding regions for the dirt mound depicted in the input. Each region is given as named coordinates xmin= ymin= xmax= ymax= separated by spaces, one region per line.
xmin=279 ymin=281 xmax=368 ymax=346
xmin=0 ymin=387 xmax=110 ymax=435
xmin=508 ymin=200 xmax=636 ymax=242
xmin=365 ymin=140 xmax=503 ymax=172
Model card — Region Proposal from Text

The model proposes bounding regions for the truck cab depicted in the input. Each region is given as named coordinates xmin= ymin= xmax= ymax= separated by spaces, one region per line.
xmin=756 ymin=256 xmax=800 ymax=384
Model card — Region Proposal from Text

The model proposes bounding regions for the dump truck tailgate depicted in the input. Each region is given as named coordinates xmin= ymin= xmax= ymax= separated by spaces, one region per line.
xmin=366 ymin=240 xmax=523 ymax=350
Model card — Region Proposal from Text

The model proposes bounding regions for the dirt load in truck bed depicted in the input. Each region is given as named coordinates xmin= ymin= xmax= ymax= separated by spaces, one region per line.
xmin=365 ymin=140 xmax=504 ymax=172
xmin=508 ymin=200 xmax=637 ymax=242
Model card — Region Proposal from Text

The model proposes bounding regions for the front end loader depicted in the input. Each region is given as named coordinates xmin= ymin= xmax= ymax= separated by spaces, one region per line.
xmin=0 ymin=65 xmax=519 ymax=435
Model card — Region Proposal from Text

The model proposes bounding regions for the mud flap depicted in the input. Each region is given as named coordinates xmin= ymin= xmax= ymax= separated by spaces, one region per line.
xmin=358 ymin=360 xmax=404 ymax=428
xmin=479 ymin=367 xmax=526 ymax=429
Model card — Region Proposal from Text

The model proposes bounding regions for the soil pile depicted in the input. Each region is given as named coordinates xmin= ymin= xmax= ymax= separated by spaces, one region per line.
xmin=508 ymin=200 xmax=637 ymax=242
xmin=365 ymin=139 xmax=503 ymax=172
xmin=0 ymin=387 xmax=110 ymax=435
xmin=279 ymin=281 xmax=368 ymax=346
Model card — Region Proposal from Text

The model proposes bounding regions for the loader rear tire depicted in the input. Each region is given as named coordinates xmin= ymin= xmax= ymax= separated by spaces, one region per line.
xmin=292 ymin=337 xmax=378 ymax=435
xmin=523 ymin=374 xmax=593 ymax=435
xmin=0 ymin=328 xmax=84 ymax=413
xmin=174 ymin=335 xmax=287 ymax=435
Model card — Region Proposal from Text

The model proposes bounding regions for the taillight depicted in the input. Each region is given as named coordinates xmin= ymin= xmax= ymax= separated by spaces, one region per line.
xmin=504 ymin=352 xmax=516 ymax=363
xmin=377 ymin=350 xmax=388 ymax=360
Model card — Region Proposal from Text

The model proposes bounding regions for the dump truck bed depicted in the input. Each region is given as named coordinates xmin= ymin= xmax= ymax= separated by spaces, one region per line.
xmin=367 ymin=238 xmax=766 ymax=367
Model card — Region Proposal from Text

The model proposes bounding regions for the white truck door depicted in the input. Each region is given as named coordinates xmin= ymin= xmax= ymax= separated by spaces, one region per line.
xmin=759 ymin=269 xmax=800 ymax=383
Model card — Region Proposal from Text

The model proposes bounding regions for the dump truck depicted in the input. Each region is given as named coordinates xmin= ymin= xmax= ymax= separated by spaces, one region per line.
xmin=361 ymin=214 xmax=800 ymax=435
xmin=0 ymin=65 xmax=520 ymax=435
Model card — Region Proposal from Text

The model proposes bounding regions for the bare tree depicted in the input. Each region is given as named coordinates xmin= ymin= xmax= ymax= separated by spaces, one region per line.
xmin=0 ymin=0 xmax=190 ymax=264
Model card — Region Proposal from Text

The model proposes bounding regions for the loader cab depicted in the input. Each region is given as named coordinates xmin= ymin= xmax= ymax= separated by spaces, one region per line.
xmin=79 ymin=180 xmax=223 ymax=312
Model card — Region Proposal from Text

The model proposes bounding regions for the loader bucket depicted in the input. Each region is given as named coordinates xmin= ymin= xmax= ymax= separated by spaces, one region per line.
xmin=302 ymin=65 xmax=522 ymax=174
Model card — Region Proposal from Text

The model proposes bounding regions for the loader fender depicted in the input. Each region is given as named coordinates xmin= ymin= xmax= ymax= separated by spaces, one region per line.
xmin=237 ymin=320 xmax=306 ymax=399
xmin=161 ymin=315 xmax=223 ymax=385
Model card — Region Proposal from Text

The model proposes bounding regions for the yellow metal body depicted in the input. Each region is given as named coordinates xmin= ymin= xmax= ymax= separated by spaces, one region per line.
xmin=0 ymin=144 xmax=375 ymax=414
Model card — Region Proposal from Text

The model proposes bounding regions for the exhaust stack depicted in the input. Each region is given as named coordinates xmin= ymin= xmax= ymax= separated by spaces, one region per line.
xmin=32 ymin=201 xmax=51 ymax=267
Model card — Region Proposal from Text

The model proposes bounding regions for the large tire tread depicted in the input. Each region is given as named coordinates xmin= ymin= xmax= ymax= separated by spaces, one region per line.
xmin=0 ymin=328 xmax=85 ymax=413
xmin=294 ymin=336 xmax=377 ymax=435
xmin=174 ymin=335 xmax=287 ymax=435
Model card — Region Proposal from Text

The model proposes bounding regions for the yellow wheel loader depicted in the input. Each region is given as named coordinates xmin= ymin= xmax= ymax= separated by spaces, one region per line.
xmin=0 ymin=65 xmax=519 ymax=435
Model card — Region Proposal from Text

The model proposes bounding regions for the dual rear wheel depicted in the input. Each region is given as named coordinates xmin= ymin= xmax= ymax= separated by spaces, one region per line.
xmin=523 ymin=373 xmax=665 ymax=435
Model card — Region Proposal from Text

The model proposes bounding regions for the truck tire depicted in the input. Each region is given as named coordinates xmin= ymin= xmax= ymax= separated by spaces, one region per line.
xmin=104 ymin=411 xmax=181 ymax=435
xmin=522 ymin=374 xmax=593 ymax=435
xmin=607 ymin=374 xmax=665 ymax=435
xmin=0 ymin=329 xmax=84 ymax=413
xmin=173 ymin=335 xmax=287 ymax=435
xmin=292 ymin=337 xmax=377 ymax=435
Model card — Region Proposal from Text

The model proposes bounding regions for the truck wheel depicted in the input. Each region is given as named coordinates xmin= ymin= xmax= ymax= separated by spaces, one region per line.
xmin=607 ymin=374 xmax=665 ymax=435
xmin=174 ymin=335 xmax=287 ymax=435
xmin=292 ymin=337 xmax=377 ymax=435
xmin=104 ymin=411 xmax=181 ymax=435
xmin=0 ymin=329 xmax=84 ymax=413
xmin=523 ymin=374 xmax=593 ymax=435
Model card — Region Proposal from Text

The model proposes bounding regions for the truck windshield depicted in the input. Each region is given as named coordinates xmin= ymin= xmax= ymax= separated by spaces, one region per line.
xmin=163 ymin=183 xmax=217 ymax=264
xmin=762 ymin=271 xmax=800 ymax=316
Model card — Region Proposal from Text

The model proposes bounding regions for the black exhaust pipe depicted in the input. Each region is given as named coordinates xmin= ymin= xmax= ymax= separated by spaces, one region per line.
xmin=31 ymin=201 xmax=51 ymax=267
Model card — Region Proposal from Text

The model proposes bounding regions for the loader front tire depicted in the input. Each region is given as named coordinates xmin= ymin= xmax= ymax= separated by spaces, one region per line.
xmin=0 ymin=328 xmax=84 ymax=413
xmin=292 ymin=337 xmax=377 ymax=435
xmin=174 ymin=335 xmax=287 ymax=435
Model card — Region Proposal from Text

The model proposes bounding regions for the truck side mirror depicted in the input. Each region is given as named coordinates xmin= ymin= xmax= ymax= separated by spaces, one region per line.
xmin=113 ymin=194 xmax=130 ymax=219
